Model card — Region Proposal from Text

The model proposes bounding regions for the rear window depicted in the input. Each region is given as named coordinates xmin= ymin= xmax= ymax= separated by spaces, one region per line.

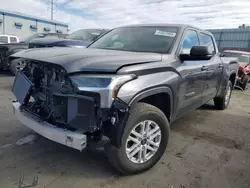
xmin=66 ymin=29 xmax=103 ymax=41
xmin=10 ymin=37 xmax=18 ymax=43
xmin=21 ymin=33 xmax=62 ymax=43
xmin=0 ymin=36 xmax=8 ymax=43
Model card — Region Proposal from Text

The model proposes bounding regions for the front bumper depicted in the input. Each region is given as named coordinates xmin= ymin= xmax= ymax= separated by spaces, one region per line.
xmin=13 ymin=102 xmax=87 ymax=151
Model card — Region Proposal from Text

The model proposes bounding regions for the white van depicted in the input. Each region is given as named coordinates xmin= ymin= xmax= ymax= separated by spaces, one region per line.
xmin=0 ymin=35 xmax=20 ymax=44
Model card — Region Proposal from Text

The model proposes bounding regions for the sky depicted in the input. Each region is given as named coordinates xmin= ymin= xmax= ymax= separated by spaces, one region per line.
xmin=0 ymin=0 xmax=250 ymax=32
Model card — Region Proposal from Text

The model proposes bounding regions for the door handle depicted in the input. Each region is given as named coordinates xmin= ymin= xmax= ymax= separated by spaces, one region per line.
xmin=201 ymin=66 xmax=208 ymax=71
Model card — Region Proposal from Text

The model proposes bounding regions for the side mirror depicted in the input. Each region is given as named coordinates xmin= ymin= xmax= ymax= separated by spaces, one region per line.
xmin=180 ymin=46 xmax=213 ymax=61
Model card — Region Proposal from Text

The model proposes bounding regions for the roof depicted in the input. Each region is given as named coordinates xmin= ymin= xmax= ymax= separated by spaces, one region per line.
xmin=116 ymin=23 xmax=200 ymax=30
xmin=223 ymin=50 xmax=250 ymax=55
xmin=0 ymin=9 xmax=68 ymax=28
xmin=114 ymin=24 xmax=212 ymax=35
xmin=0 ymin=35 xmax=19 ymax=38
xmin=76 ymin=28 xmax=109 ymax=32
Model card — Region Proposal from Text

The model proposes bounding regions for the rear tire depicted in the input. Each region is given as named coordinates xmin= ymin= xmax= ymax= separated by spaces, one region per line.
xmin=9 ymin=58 xmax=26 ymax=75
xmin=240 ymin=75 xmax=249 ymax=90
xmin=214 ymin=80 xmax=232 ymax=110
xmin=105 ymin=102 xmax=170 ymax=174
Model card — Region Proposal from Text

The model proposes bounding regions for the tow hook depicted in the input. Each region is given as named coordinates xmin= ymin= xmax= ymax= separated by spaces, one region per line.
xmin=111 ymin=117 xmax=116 ymax=125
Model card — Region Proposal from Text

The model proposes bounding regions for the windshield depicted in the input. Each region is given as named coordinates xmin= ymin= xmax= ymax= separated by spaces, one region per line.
xmin=66 ymin=29 xmax=103 ymax=41
xmin=88 ymin=26 xmax=178 ymax=53
xmin=223 ymin=52 xmax=250 ymax=63
xmin=20 ymin=33 xmax=45 ymax=43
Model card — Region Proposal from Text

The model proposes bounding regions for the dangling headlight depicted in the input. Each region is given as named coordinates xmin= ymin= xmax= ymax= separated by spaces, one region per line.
xmin=70 ymin=74 xmax=136 ymax=107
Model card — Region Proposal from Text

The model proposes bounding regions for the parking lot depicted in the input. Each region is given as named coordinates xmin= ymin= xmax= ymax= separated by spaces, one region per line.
xmin=0 ymin=74 xmax=249 ymax=188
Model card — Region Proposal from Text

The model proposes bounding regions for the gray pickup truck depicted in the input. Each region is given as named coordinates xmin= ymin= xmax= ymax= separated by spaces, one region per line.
xmin=11 ymin=24 xmax=238 ymax=174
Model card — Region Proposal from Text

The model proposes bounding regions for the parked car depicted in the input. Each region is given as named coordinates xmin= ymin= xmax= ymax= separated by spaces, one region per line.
xmin=0 ymin=35 xmax=19 ymax=44
xmin=11 ymin=24 xmax=238 ymax=174
xmin=222 ymin=50 xmax=250 ymax=90
xmin=28 ymin=29 xmax=109 ymax=48
xmin=0 ymin=33 xmax=68 ymax=74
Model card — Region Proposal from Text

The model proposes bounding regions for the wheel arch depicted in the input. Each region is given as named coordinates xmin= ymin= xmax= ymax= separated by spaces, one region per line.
xmin=229 ymin=72 xmax=237 ymax=86
xmin=106 ymin=86 xmax=174 ymax=148
xmin=128 ymin=86 xmax=174 ymax=121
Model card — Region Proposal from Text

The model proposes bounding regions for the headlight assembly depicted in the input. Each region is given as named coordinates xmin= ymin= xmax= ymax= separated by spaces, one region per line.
xmin=70 ymin=74 xmax=136 ymax=108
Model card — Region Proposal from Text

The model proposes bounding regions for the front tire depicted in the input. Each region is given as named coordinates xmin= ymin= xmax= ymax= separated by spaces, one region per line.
xmin=240 ymin=75 xmax=249 ymax=90
xmin=214 ymin=80 xmax=232 ymax=110
xmin=105 ymin=102 xmax=170 ymax=174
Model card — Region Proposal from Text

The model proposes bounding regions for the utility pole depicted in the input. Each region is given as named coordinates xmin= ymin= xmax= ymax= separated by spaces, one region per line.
xmin=49 ymin=0 xmax=73 ymax=20
xmin=51 ymin=0 xmax=54 ymax=20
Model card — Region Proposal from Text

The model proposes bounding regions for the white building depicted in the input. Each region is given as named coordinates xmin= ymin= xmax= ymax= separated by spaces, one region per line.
xmin=0 ymin=9 xmax=68 ymax=40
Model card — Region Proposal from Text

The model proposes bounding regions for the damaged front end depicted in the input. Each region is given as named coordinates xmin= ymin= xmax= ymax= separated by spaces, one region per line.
xmin=12 ymin=60 xmax=135 ymax=150
xmin=0 ymin=47 xmax=9 ymax=70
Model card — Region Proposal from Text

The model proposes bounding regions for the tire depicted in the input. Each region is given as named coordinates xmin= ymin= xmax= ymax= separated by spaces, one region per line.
xmin=9 ymin=58 xmax=26 ymax=75
xmin=105 ymin=102 xmax=170 ymax=174
xmin=214 ymin=80 xmax=232 ymax=110
xmin=240 ymin=75 xmax=249 ymax=90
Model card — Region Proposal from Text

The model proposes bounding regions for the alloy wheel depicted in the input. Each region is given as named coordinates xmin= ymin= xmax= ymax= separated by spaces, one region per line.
xmin=225 ymin=84 xmax=232 ymax=106
xmin=125 ymin=120 xmax=162 ymax=164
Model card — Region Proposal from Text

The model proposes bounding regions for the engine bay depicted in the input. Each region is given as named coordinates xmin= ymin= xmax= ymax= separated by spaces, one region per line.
xmin=12 ymin=60 xmax=99 ymax=132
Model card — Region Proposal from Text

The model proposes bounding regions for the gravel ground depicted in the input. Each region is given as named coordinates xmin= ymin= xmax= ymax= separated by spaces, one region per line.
xmin=0 ymin=75 xmax=249 ymax=188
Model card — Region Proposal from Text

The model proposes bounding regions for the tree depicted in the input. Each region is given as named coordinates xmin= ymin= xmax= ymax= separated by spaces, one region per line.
xmin=239 ymin=24 xmax=250 ymax=28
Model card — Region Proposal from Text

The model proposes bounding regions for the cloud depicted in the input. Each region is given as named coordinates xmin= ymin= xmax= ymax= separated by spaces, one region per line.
xmin=0 ymin=0 xmax=250 ymax=31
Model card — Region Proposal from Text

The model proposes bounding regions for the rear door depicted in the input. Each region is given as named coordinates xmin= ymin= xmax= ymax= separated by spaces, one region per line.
xmin=199 ymin=32 xmax=223 ymax=103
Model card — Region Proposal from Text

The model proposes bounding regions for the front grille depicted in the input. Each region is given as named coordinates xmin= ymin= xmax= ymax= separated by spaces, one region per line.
xmin=0 ymin=50 xmax=8 ymax=69
xmin=19 ymin=61 xmax=73 ymax=120
xmin=0 ymin=51 xmax=5 ymax=59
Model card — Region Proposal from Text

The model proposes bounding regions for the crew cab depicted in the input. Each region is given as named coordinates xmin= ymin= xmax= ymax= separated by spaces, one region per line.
xmin=11 ymin=24 xmax=238 ymax=174
xmin=0 ymin=33 xmax=68 ymax=74
xmin=28 ymin=29 xmax=108 ymax=48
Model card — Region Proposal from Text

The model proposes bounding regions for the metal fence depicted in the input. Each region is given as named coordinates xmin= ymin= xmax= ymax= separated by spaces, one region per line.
xmin=208 ymin=28 xmax=250 ymax=52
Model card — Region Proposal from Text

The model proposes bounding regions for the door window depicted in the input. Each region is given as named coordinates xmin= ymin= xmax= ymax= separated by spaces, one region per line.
xmin=200 ymin=33 xmax=215 ymax=54
xmin=181 ymin=30 xmax=199 ymax=54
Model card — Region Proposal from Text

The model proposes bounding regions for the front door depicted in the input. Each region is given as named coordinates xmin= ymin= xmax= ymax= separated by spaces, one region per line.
xmin=199 ymin=32 xmax=223 ymax=103
xmin=175 ymin=29 xmax=207 ymax=117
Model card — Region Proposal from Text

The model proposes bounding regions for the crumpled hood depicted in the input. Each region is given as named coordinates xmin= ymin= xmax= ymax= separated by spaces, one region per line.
xmin=29 ymin=38 xmax=91 ymax=47
xmin=11 ymin=47 xmax=162 ymax=74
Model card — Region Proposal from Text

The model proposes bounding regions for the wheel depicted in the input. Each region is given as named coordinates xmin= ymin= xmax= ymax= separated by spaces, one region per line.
xmin=240 ymin=75 xmax=249 ymax=90
xmin=214 ymin=80 xmax=232 ymax=110
xmin=9 ymin=58 xmax=27 ymax=75
xmin=105 ymin=102 xmax=170 ymax=174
